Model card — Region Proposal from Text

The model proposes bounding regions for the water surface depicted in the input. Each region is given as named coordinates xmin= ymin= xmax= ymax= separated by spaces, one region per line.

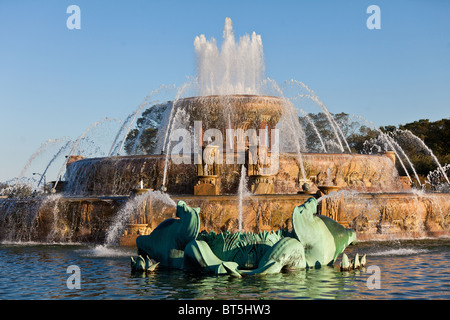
xmin=0 ymin=238 xmax=448 ymax=300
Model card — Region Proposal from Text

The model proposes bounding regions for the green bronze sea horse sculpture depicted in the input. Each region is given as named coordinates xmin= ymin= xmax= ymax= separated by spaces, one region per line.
xmin=131 ymin=197 xmax=361 ymax=276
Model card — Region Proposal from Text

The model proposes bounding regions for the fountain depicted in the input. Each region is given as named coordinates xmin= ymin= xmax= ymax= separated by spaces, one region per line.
xmin=1 ymin=18 xmax=449 ymax=259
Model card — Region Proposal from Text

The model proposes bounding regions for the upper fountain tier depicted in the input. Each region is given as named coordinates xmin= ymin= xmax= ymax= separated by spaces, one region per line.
xmin=175 ymin=94 xmax=284 ymax=133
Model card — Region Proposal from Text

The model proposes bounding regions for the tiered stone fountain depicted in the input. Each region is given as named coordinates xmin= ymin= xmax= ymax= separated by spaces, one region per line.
xmin=2 ymin=94 xmax=444 ymax=246
xmin=0 ymin=19 xmax=448 ymax=247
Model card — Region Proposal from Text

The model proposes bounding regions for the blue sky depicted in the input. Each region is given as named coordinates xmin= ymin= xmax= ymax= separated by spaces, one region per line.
xmin=0 ymin=0 xmax=449 ymax=182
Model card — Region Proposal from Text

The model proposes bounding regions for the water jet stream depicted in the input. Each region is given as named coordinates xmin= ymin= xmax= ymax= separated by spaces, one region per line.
xmin=108 ymin=113 xmax=136 ymax=156
xmin=283 ymin=80 xmax=351 ymax=153
xmin=37 ymin=140 xmax=73 ymax=189
xmin=299 ymin=108 xmax=327 ymax=153
xmin=15 ymin=138 xmax=65 ymax=188
xmin=400 ymin=129 xmax=449 ymax=184
xmin=130 ymin=102 xmax=170 ymax=155
xmin=161 ymin=106 xmax=188 ymax=188
xmin=160 ymin=80 xmax=195 ymax=187
xmin=352 ymin=115 xmax=419 ymax=186
xmin=237 ymin=165 xmax=249 ymax=231
xmin=52 ymin=117 xmax=113 ymax=192
xmin=115 ymin=100 xmax=158 ymax=156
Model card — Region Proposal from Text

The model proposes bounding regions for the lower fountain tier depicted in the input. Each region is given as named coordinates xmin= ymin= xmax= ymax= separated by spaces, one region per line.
xmin=1 ymin=192 xmax=448 ymax=244
xmin=64 ymin=152 xmax=406 ymax=196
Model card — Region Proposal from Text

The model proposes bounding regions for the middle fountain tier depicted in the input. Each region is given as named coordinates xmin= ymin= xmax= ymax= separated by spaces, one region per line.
xmin=64 ymin=94 xmax=407 ymax=197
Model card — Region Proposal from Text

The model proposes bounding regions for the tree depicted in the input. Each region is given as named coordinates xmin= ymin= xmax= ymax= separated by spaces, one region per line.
xmin=123 ymin=102 xmax=171 ymax=155
xmin=399 ymin=118 xmax=449 ymax=161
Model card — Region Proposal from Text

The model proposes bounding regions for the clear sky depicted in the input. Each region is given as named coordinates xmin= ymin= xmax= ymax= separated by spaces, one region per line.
xmin=0 ymin=0 xmax=449 ymax=182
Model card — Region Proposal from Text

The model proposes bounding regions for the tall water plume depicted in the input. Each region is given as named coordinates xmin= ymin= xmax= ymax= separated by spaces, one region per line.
xmin=194 ymin=17 xmax=265 ymax=96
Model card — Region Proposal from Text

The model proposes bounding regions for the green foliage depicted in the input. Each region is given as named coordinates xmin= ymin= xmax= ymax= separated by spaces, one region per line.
xmin=399 ymin=119 xmax=449 ymax=162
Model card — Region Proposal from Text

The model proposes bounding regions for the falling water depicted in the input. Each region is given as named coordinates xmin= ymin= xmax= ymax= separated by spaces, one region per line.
xmin=44 ymin=194 xmax=66 ymax=242
xmin=160 ymin=80 xmax=195 ymax=155
xmin=0 ymin=193 xmax=70 ymax=242
xmin=108 ymin=111 xmax=136 ymax=156
xmin=376 ymin=133 xmax=414 ymax=185
xmin=103 ymin=190 xmax=176 ymax=246
xmin=309 ymin=94 xmax=351 ymax=153
xmin=362 ymin=131 xmax=414 ymax=186
xmin=161 ymin=107 xmax=190 ymax=188
xmin=130 ymin=113 xmax=155 ymax=155
xmin=278 ymin=98 xmax=307 ymax=182
xmin=227 ymin=114 xmax=233 ymax=151
xmin=261 ymin=78 xmax=308 ymax=181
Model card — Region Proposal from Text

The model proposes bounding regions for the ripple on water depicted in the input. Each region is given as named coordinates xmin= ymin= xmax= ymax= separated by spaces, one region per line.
xmin=370 ymin=248 xmax=430 ymax=256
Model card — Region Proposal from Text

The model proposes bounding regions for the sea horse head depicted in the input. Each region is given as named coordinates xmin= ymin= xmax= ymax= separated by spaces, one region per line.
xmin=175 ymin=201 xmax=201 ymax=246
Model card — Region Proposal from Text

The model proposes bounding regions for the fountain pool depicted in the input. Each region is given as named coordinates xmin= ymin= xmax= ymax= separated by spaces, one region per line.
xmin=0 ymin=238 xmax=448 ymax=299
